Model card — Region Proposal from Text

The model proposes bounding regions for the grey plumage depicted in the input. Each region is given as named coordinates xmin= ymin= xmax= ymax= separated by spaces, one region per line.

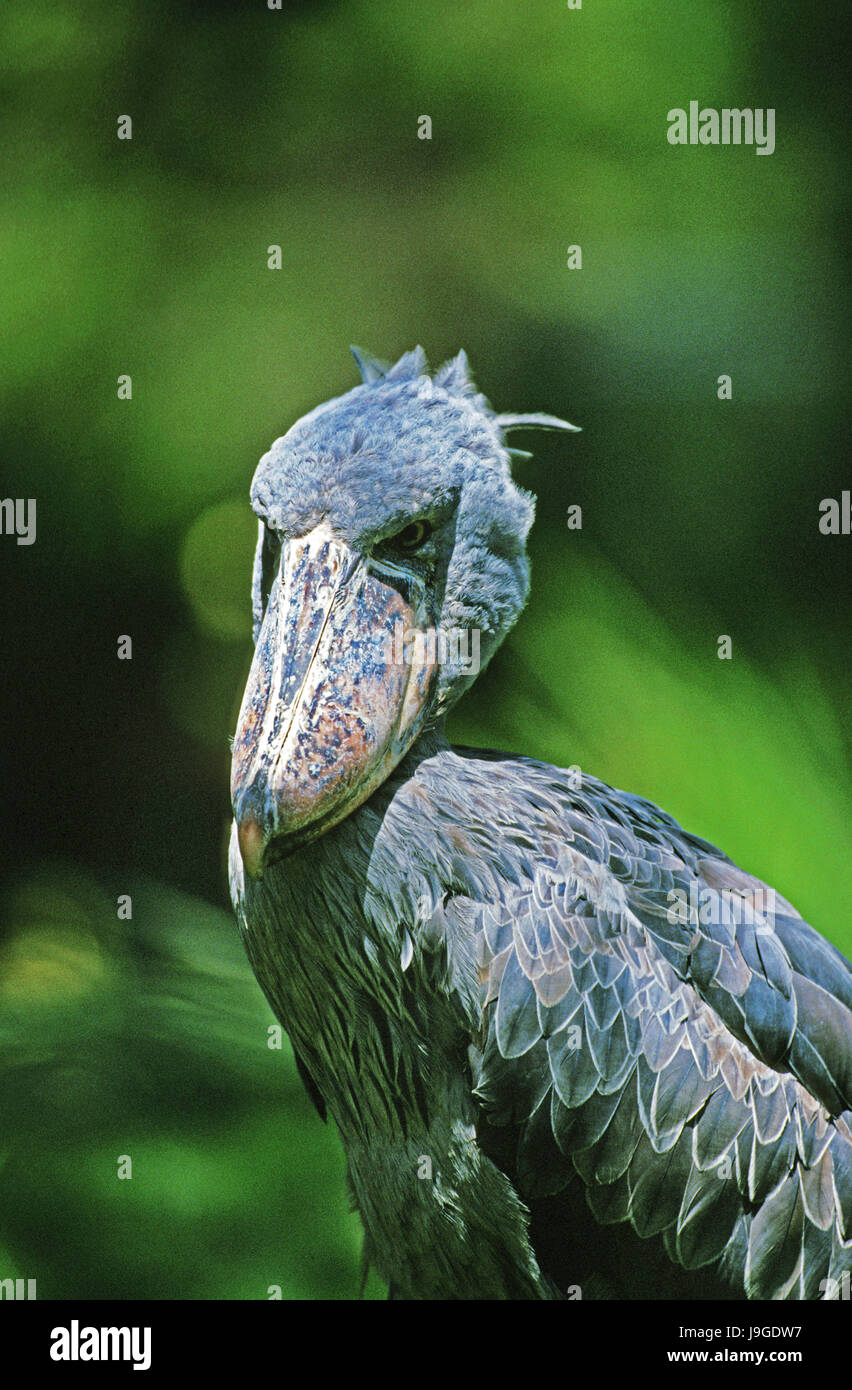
xmin=229 ymin=346 xmax=852 ymax=1300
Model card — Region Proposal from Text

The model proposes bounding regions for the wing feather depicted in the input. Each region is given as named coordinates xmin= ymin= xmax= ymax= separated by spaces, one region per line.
xmin=391 ymin=750 xmax=852 ymax=1298
xmin=456 ymin=761 xmax=852 ymax=1299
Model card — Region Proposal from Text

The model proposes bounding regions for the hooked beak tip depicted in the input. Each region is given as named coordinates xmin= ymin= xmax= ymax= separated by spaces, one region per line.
xmin=237 ymin=815 xmax=267 ymax=880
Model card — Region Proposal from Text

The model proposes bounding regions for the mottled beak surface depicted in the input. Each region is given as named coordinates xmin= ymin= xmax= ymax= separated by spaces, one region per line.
xmin=231 ymin=527 xmax=436 ymax=877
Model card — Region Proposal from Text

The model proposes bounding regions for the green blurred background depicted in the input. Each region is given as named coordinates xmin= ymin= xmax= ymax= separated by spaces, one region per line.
xmin=0 ymin=0 xmax=848 ymax=1299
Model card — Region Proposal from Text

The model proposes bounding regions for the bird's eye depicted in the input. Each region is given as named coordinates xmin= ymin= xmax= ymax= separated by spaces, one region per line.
xmin=393 ymin=520 xmax=433 ymax=552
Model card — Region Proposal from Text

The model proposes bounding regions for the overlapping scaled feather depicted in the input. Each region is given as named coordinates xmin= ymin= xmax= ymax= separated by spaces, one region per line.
xmin=407 ymin=749 xmax=852 ymax=1299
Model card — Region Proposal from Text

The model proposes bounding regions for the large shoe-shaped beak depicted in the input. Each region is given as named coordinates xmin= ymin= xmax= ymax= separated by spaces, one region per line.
xmin=231 ymin=526 xmax=437 ymax=877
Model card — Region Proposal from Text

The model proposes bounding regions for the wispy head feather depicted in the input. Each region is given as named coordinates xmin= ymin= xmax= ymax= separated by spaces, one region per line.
xmin=350 ymin=344 xmax=580 ymax=447
xmin=349 ymin=346 xmax=389 ymax=383
xmin=494 ymin=412 xmax=581 ymax=434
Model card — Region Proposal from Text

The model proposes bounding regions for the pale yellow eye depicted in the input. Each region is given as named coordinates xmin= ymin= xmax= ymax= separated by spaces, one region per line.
xmin=395 ymin=520 xmax=432 ymax=552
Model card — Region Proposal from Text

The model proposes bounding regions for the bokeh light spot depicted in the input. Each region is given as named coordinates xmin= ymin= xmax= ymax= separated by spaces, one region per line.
xmin=180 ymin=499 xmax=256 ymax=639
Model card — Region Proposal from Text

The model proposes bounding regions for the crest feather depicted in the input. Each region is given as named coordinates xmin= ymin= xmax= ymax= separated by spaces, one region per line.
xmin=350 ymin=345 xmax=389 ymax=384
xmin=384 ymin=346 xmax=428 ymax=382
xmin=434 ymin=349 xmax=474 ymax=395
xmin=495 ymin=412 xmax=580 ymax=434
xmin=349 ymin=346 xmax=580 ymax=440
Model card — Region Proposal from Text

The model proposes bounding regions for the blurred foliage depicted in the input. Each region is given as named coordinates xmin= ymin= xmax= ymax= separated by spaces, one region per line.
xmin=0 ymin=0 xmax=848 ymax=1299
xmin=0 ymin=869 xmax=383 ymax=1298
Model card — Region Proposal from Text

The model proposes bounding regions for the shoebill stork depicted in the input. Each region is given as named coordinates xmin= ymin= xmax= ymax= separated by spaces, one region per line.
xmin=229 ymin=346 xmax=852 ymax=1300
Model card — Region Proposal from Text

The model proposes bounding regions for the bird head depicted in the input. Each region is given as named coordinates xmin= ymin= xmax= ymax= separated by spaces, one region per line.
xmin=231 ymin=346 xmax=577 ymax=876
